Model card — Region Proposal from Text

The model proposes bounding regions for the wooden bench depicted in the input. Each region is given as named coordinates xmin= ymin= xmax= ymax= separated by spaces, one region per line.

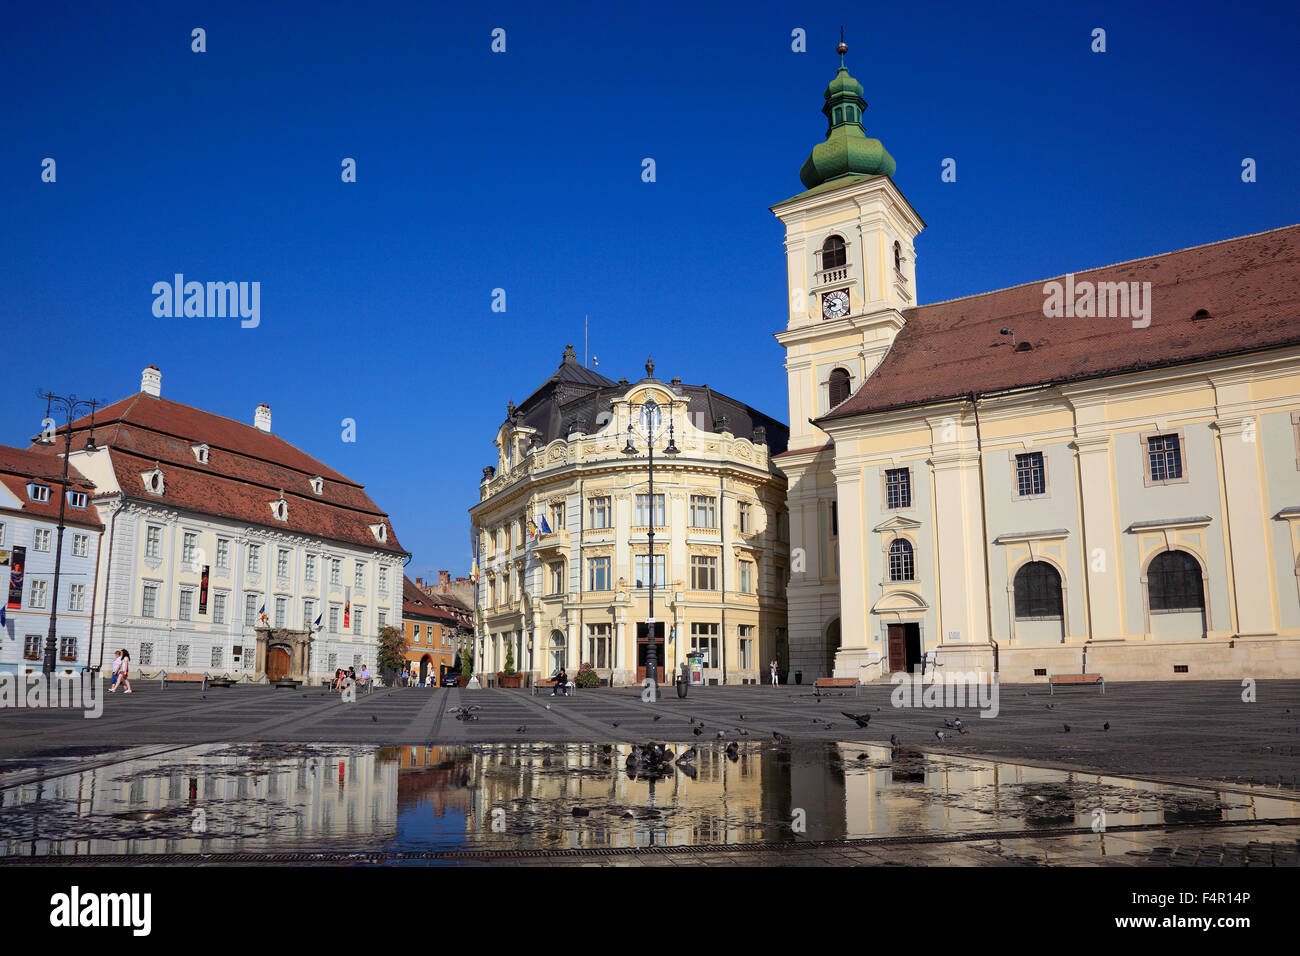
xmin=814 ymin=677 xmax=861 ymax=696
xmin=161 ymin=672 xmax=207 ymax=689
xmin=1048 ymin=673 xmax=1105 ymax=695
xmin=532 ymin=679 xmax=575 ymax=696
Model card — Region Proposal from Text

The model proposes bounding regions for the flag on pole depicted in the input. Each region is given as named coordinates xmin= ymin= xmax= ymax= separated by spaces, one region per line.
xmin=527 ymin=518 xmax=539 ymax=540
xmin=312 ymin=612 xmax=323 ymax=633
xmin=539 ymin=514 xmax=553 ymax=535
xmin=258 ymin=603 xmax=269 ymax=627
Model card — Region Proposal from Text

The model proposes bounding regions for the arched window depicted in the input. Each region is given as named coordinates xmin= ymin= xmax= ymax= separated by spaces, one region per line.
xmin=893 ymin=241 xmax=902 ymax=273
xmin=1014 ymin=561 xmax=1063 ymax=619
xmin=828 ymin=367 xmax=852 ymax=408
xmin=822 ymin=235 xmax=847 ymax=269
xmin=888 ymin=539 xmax=914 ymax=581
xmin=549 ymin=630 xmax=567 ymax=674
xmin=1148 ymin=551 xmax=1204 ymax=611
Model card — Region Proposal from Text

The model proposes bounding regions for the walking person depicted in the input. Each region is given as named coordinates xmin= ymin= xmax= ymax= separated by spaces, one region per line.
xmin=109 ymin=649 xmax=124 ymax=693
xmin=118 ymin=651 xmax=133 ymax=694
xmin=769 ymin=659 xmax=778 ymax=686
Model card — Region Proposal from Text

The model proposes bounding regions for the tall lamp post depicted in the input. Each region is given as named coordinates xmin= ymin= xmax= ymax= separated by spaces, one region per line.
xmin=621 ymin=361 xmax=678 ymax=700
xmin=34 ymin=391 xmax=100 ymax=676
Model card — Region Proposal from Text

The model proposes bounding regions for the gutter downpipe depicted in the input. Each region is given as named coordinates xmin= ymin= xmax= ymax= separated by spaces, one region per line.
xmin=96 ymin=498 xmax=121 ymax=672
xmin=969 ymin=392 xmax=998 ymax=677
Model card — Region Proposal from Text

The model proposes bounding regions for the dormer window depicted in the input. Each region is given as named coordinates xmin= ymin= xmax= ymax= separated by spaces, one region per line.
xmin=370 ymin=522 xmax=388 ymax=543
xmin=27 ymin=483 xmax=50 ymax=503
xmin=142 ymin=469 xmax=164 ymax=496
xmin=192 ymin=443 xmax=210 ymax=464
xmin=822 ymin=235 xmax=847 ymax=269
xmin=271 ymin=497 xmax=288 ymax=522
xmin=67 ymin=491 xmax=87 ymax=509
xmin=309 ymin=476 xmax=324 ymax=495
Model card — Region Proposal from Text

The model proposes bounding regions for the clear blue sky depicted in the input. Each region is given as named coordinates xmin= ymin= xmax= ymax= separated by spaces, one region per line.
xmin=2 ymin=0 xmax=1296 ymax=577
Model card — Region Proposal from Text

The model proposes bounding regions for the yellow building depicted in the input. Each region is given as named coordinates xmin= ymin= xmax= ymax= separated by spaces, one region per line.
xmin=470 ymin=347 xmax=789 ymax=686
xmin=774 ymin=44 xmax=1300 ymax=682
xmin=402 ymin=576 xmax=457 ymax=685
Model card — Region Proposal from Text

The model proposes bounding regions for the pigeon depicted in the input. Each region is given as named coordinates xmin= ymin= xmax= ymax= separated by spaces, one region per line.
xmin=739 ymin=714 xmax=747 ymax=721
xmin=545 ymin=704 xmax=551 ymax=710
xmin=371 ymin=715 xmax=378 ymax=723
xmin=516 ymin=725 xmax=527 ymax=733
xmin=856 ymin=752 xmax=869 ymax=760
xmin=1063 ymin=723 xmax=1071 ymax=733
xmin=890 ymin=734 xmax=901 ymax=751
xmin=611 ymin=721 xmax=620 ymax=728
xmin=842 ymin=712 xmax=871 ymax=728
xmin=934 ymin=730 xmax=945 ymax=741
xmin=957 ymin=726 xmax=969 ymax=735
xmin=725 ymin=742 xmax=739 ymax=759
xmin=772 ymin=732 xmax=785 ymax=743
xmin=693 ymin=726 xmax=703 ymax=736
xmin=953 ymin=718 xmax=963 ymax=729
xmin=737 ymin=728 xmax=749 ymax=736
xmin=601 ymin=744 xmax=613 ymax=754
xmin=812 ymin=718 xmax=821 ymax=724
xmin=1046 ymin=703 xmax=1055 ymax=710
xmin=1103 ymin=722 xmax=1110 ymax=731
xmin=653 ymin=715 xmax=662 ymax=721
xmin=676 ymin=745 xmax=698 ymax=763
xmin=943 ymin=719 xmax=956 ymax=729
xmin=716 ymin=730 xmax=725 ymax=739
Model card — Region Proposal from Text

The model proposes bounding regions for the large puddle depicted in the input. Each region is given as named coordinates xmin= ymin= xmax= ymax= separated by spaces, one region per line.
xmin=1 ymin=741 xmax=1296 ymax=858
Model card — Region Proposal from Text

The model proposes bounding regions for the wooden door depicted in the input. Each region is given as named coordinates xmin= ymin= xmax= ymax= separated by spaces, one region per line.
xmin=886 ymin=624 xmax=907 ymax=673
xmin=636 ymin=622 xmax=665 ymax=683
xmin=266 ymin=646 xmax=291 ymax=681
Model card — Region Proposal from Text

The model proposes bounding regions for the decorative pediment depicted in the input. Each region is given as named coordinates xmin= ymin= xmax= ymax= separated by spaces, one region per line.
xmin=872 ymin=515 xmax=922 ymax=534
xmin=871 ymin=589 xmax=929 ymax=613
xmin=1126 ymin=516 xmax=1212 ymax=533
xmin=993 ymin=528 xmax=1070 ymax=545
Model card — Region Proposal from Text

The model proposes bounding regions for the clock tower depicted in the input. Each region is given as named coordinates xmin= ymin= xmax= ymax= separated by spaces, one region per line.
xmin=772 ymin=39 xmax=924 ymax=681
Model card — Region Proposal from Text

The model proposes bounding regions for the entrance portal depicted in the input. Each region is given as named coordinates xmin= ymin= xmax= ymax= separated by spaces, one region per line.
xmin=635 ymin=622 xmax=665 ymax=683
xmin=266 ymin=645 xmax=291 ymax=681
xmin=886 ymin=623 xmax=922 ymax=673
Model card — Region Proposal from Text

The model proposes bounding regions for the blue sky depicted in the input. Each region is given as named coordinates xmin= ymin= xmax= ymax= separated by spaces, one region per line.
xmin=2 ymin=0 xmax=1296 ymax=577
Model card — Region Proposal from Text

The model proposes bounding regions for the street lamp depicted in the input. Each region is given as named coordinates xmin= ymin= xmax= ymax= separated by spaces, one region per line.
xmin=621 ymin=361 xmax=678 ymax=701
xmin=34 ymin=391 xmax=100 ymax=676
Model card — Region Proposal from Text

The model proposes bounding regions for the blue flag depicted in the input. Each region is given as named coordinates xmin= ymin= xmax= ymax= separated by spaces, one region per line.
xmin=540 ymin=515 xmax=553 ymax=535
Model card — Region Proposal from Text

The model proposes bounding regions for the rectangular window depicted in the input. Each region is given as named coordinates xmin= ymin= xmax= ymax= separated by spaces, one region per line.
xmin=213 ymin=592 xmax=228 ymax=625
xmin=1147 ymin=434 xmax=1183 ymax=483
xmin=739 ymin=560 xmax=755 ymax=594
xmin=885 ymin=468 xmax=912 ymax=509
xmin=634 ymin=494 xmax=666 ymax=527
xmin=303 ymin=599 xmax=315 ymax=630
xmin=59 ymin=636 xmax=78 ymax=661
xmin=178 ymin=589 xmax=193 ymax=621
xmin=183 ymin=532 xmax=198 ymax=566
xmin=634 ymin=554 xmax=666 ymax=588
xmin=23 ymin=635 xmax=41 ymax=660
xmin=0 ymin=522 xmax=5 ymax=546
xmin=690 ymin=495 xmax=717 ymax=529
xmin=244 ymin=594 xmax=258 ymax=626
xmin=329 ymin=605 xmax=340 ymax=633
xmin=211 ymin=646 xmax=224 ymax=669
xmin=73 ymin=533 xmax=90 ymax=557
xmin=588 ymin=556 xmax=611 ymax=591
xmin=248 ymin=544 xmax=261 ymax=575
xmin=176 ymin=644 xmax=189 ymax=667
xmin=587 ymin=622 xmax=610 ymax=669
xmin=354 ymin=563 xmax=365 ymax=590
xmin=549 ymin=561 xmax=565 ymax=595
xmin=275 ymin=597 xmax=287 ymax=627
xmin=831 ymin=501 xmax=839 ymax=536
xmin=1015 ymin=452 xmax=1047 ymax=497
xmin=68 ymin=583 xmax=86 ymax=611
xmin=277 ymin=549 xmax=290 ymax=579
xmin=305 ymin=554 xmax=317 ymax=584
xmin=378 ymin=609 xmax=388 ymax=628
xmin=739 ymin=501 xmax=752 ymax=534
xmin=29 ymin=484 xmax=50 ymax=503
xmin=33 ymin=529 xmax=52 ymax=552
xmin=216 ymin=538 xmax=230 ymax=570
xmin=690 ymin=622 xmax=720 ymax=667
xmin=588 ymin=496 xmax=612 ymax=530
xmin=550 ymin=502 xmax=566 ymax=530
xmin=329 ymin=558 xmax=341 ymax=587
xmin=142 ymin=583 xmax=159 ymax=618
xmin=378 ymin=566 xmax=389 ymax=595
xmin=354 ymin=606 xmax=365 ymax=632
xmin=67 ymin=491 xmax=87 ymax=509
xmin=691 ymin=555 xmax=718 ymax=590
xmin=29 ymin=579 xmax=48 ymax=608
xmin=738 ymin=625 xmax=755 ymax=670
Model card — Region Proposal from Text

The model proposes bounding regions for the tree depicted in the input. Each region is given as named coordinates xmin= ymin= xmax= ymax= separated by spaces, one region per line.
xmin=460 ymin=634 xmax=474 ymax=678
xmin=377 ymin=625 xmax=407 ymax=675
xmin=503 ymin=638 xmax=516 ymax=675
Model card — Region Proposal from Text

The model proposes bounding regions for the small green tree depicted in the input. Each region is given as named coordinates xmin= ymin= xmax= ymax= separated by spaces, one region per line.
xmin=377 ymin=625 xmax=407 ymax=675
xmin=460 ymin=637 xmax=473 ymax=678
xmin=503 ymin=639 xmax=516 ymax=675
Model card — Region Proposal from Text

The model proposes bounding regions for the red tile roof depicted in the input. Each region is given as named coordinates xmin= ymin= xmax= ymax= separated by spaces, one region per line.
xmin=403 ymin=576 xmax=457 ymax=623
xmin=820 ymin=224 xmax=1300 ymax=422
xmin=30 ymin=393 xmax=403 ymax=555
xmin=0 ymin=445 xmax=103 ymax=529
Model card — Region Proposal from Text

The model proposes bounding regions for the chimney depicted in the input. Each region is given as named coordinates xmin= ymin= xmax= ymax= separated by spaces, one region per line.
xmin=254 ymin=403 xmax=272 ymax=433
xmin=415 ymin=577 xmax=424 ymax=589
xmin=141 ymin=365 xmax=162 ymax=398
xmin=438 ymin=570 xmax=451 ymax=591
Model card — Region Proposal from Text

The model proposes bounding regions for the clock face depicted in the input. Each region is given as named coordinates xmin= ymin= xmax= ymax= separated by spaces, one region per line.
xmin=822 ymin=289 xmax=850 ymax=319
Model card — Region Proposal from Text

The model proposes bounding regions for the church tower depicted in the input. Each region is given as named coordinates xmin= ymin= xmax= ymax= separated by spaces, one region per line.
xmin=772 ymin=39 xmax=924 ymax=680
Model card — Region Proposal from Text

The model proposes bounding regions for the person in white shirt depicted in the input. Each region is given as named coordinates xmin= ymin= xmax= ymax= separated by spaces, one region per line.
xmin=109 ymin=650 xmax=124 ymax=693
xmin=769 ymin=659 xmax=778 ymax=686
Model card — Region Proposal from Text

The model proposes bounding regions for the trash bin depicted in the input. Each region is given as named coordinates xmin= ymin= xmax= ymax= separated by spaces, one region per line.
xmin=795 ymin=671 xmax=802 ymax=685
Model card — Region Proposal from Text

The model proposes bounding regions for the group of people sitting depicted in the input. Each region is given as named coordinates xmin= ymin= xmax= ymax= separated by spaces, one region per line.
xmin=331 ymin=665 xmax=370 ymax=694
xmin=398 ymin=666 xmax=437 ymax=687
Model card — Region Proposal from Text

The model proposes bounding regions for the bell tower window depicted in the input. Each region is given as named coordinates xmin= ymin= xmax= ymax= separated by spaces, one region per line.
xmin=821 ymin=235 xmax=847 ymax=269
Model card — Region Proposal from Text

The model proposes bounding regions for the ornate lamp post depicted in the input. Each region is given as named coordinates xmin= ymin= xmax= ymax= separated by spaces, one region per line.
xmin=621 ymin=360 xmax=679 ymax=700
xmin=34 ymin=391 xmax=100 ymax=676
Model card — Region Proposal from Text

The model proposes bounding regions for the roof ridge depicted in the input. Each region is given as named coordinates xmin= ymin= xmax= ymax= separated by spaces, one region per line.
xmin=915 ymin=222 xmax=1300 ymax=312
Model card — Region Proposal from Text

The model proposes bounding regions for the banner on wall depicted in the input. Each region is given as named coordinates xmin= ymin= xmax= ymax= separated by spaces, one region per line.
xmin=199 ymin=566 xmax=210 ymax=614
xmin=7 ymin=546 xmax=25 ymax=610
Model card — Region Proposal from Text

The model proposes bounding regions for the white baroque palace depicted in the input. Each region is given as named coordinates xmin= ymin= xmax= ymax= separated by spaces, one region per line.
xmin=470 ymin=347 xmax=790 ymax=686
xmin=36 ymin=367 xmax=407 ymax=680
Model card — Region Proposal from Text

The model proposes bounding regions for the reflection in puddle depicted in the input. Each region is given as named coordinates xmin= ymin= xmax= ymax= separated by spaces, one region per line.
xmin=0 ymin=741 xmax=1295 ymax=858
